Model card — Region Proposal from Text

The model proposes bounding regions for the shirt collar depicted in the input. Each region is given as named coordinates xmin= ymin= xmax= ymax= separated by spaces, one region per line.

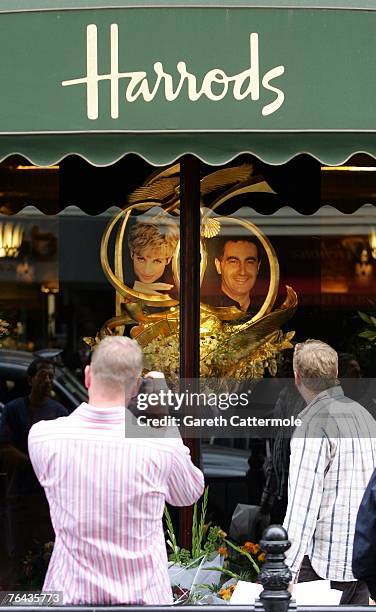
xmin=75 ymin=402 xmax=126 ymax=422
xmin=298 ymin=384 xmax=344 ymax=420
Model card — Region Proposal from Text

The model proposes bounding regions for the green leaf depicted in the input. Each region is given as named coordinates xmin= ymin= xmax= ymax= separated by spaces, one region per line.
xmin=359 ymin=331 xmax=376 ymax=341
xmin=358 ymin=311 xmax=372 ymax=325
xmin=224 ymin=539 xmax=260 ymax=574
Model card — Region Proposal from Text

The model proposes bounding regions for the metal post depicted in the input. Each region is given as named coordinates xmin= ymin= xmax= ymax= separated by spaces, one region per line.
xmin=256 ymin=525 xmax=296 ymax=612
xmin=179 ymin=154 xmax=201 ymax=549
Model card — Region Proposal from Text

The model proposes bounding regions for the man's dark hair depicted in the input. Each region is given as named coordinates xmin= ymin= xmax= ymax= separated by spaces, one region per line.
xmin=27 ymin=358 xmax=55 ymax=379
xmin=214 ymin=236 xmax=259 ymax=261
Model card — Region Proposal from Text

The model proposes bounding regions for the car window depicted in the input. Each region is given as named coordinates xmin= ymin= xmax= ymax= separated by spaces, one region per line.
xmin=0 ymin=376 xmax=29 ymax=405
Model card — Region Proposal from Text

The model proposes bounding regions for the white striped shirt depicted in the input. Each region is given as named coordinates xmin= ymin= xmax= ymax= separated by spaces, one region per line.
xmin=283 ymin=386 xmax=376 ymax=582
xmin=28 ymin=402 xmax=204 ymax=605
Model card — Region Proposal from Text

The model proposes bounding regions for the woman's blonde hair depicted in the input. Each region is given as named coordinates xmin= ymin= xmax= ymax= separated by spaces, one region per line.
xmin=293 ymin=339 xmax=338 ymax=392
xmin=128 ymin=221 xmax=179 ymax=260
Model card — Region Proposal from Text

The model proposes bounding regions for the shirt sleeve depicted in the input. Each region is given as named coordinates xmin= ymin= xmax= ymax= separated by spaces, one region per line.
xmin=283 ymin=434 xmax=329 ymax=581
xmin=166 ymin=443 xmax=205 ymax=507
xmin=352 ymin=469 xmax=376 ymax=599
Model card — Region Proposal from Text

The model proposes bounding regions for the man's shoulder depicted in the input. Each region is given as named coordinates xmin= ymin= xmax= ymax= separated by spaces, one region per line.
xmin=3 ymin=397 xmax=27 ymax=412
xmin=129 ymin=435 xmax=187 ymax=456
xmin=29 ymin=410 xmax=70 ymax=441
xmin=45 ymin=397 xmax=69 ymax=416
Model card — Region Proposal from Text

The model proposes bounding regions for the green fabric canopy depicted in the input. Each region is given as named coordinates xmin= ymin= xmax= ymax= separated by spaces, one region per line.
xmin=3 ymin=1 xmax=376 ymax=10
xmin=1 ymin=1 xmax=376 ymax=165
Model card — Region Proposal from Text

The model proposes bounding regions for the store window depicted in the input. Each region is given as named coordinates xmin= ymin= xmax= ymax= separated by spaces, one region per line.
xmin=0 ymin=154 xmax=375 ymax=590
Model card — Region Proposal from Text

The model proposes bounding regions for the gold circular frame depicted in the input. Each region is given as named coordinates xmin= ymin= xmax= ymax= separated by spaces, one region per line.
xmin=101 ymin=202 xmax=179 ymax=307
xmin=200 ymin=212 xmax=280 ymax=323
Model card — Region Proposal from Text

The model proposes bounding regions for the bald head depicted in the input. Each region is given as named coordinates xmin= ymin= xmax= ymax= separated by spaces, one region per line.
xmin=86 ymin=336 xmax=143 ymax=407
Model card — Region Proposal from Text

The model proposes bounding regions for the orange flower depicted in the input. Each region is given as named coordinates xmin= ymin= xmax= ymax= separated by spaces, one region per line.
xmin=258 ymin=553 xmax=266 ymax=563
xmin=219 ymin=588 xmax=231 ymax=601
xmin=218 ymin=546 xmax=228 ymax=559
xmin=219 ymin=584 xmax=236 ymax=601
xmin=242 ymin=541 xmax=261 ymax=555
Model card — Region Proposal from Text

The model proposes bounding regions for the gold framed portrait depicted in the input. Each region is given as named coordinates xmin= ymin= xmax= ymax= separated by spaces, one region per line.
xmin=199 ymin=211 xmax=280 ymax=323
xmin=101 ymin=204 xmax=180 ymax=307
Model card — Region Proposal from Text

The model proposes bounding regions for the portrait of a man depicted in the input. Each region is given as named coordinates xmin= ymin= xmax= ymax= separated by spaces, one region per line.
xmin=127 ymin=218 xmax=179 ymax=296
xmin=202 ymin=231 xmax=266 ymax=316
xmin=214 ymin=237 xmax=260 ymax=312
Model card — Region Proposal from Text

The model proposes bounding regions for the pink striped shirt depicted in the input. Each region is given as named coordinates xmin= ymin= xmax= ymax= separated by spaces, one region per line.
xmin=28 ymin=402 xmax=204 ymax=605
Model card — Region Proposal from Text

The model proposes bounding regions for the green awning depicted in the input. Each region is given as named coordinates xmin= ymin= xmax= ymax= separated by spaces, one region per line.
xmin=1 ymin=2 xmax=376 ymax=165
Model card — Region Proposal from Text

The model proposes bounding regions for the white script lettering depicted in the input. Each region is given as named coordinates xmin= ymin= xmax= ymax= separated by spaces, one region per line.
xmin=62 ymin=24 xmax=285 ymax=119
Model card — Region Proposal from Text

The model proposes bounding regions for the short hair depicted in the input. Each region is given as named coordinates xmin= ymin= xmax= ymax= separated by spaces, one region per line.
xmin=27 ymin=358 xmax=54 ymax=379
xmin=90 ymin=336 xmax=143 ymax=393
xmin=214 ymin=236 xmax=259 ymax=261
xmin=127 ymin=220 xmax=179 ymax=260
xmin=293 ymin=339 xmax=338 ymax=393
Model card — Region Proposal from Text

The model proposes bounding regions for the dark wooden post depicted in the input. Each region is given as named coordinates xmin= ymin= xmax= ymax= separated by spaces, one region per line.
xmin=256 ymin=525 xmax=295 ymax=612
xmin=179 ymin=154 xmax=201 ymax=549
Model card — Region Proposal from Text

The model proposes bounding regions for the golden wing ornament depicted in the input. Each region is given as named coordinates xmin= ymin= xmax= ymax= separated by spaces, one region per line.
xmin=200 ymin=164 xmax=253 ymax=195
xmin=201 ymin=287 xmax=298 ymax=379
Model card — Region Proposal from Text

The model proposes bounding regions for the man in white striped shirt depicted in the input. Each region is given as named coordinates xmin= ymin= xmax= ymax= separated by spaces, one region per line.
xmin=283 ymin=339 xmax=376 ymax=605
xmin=28 ymin=336 xmax=204 ymax=605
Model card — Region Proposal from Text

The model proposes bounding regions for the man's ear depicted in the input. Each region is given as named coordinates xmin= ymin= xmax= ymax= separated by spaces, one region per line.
xmin=84 ymin=365 xmax=91 ymax=390
xmin=214 ymin=257 xmax=222 ymax=275
xmin=133 ymin=376 xmax=142 ymax=396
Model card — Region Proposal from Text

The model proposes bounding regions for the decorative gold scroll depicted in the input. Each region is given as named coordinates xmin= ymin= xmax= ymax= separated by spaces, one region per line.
xmin=84 ymin=162 xmax=298 ymax=380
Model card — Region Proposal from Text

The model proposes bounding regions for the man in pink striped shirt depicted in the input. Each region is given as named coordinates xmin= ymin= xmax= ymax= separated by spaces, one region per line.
xmin=28 ymin=336 xmax=204 ymax=605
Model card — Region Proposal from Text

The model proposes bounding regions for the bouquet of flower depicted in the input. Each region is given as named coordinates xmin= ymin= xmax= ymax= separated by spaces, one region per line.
xmin=222 ymin=540 xmax=265 ymax=582
xmin=164 ymin=487 xmax=226 ymax=599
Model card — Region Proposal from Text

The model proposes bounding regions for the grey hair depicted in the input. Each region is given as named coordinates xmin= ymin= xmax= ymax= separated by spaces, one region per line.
xmin=293 ymin=339 xmax=338 ymax=393
xmin=90 ymin=336 xmax=143 ymax=393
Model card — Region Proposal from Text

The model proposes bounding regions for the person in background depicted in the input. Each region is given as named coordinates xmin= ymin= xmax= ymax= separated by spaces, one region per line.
xmin=1 ymin=358 xmax=67 ymax=455
xmin=28 ymin=336 xmax=204 ymax=605
xmin=0 ymin=359 xmax=67 ymax=587
xmin=338 ymin=352 xmax=376 ymax=414
xmin=352 ymin=467 xmax=376 ymax=603
xmin=258 ymin=350 xmax=304 ymax=527
xmin=283 ymin=339 xmax=376 ymax=605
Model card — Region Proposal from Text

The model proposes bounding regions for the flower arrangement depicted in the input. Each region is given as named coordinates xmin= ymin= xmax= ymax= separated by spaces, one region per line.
xmin=165 ymin=487 xmax=226 ymax=567
xmin=219 ymin=582 xmax=237 ymax=601
xmin=220 ymin=539 xmax=265 ymax=583
xmin=164 ymin=487 xmax=227 ymax=600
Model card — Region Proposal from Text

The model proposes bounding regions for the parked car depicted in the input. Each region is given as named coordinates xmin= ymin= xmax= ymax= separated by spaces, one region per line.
xmin=0 ymin=349 xmax=87 ymax=413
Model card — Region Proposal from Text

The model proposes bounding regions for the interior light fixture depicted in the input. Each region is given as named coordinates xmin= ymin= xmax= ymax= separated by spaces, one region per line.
xmin=0 ymin=222 xmax=23 ymax=258
xmin=369 ymin=228 xmax=376 ymax=260
xmin=322 ymin=166 xmax=376 ymax=172
xmin=16 ymin=165 xmax=59 ymax=171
